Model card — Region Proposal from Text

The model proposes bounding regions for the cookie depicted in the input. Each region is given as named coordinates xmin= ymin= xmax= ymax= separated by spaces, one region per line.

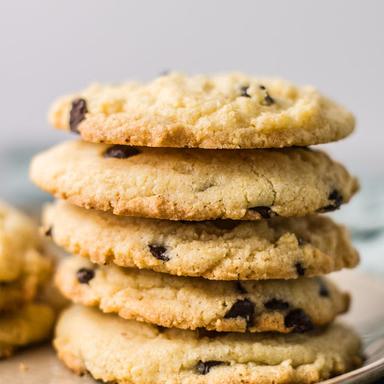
xmin=0 ymin=201 xmax=43 ymax=282
xmin=55 ymin=255 xmax=349 ymax=333
xmin=49 ymin=73 xmax=355 ymax=149
xmin=54 ymin=305 xmax=362 ymax=384
xmin=44 ymin=201 xmax=359 ymax=280
xmin=0 ymin=248 xmax=51 ymax=311
xmin=0 ymin=303 xmax=55 ymax=358
xmin=0 ymin=201 xmax=51 ymax=310
xmin=30 ymin=141 xmax=358 ymax=221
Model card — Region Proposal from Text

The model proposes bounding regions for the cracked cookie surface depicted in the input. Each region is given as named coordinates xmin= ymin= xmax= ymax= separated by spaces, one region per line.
xmin=54 ymin=305 xmax=362 ymax=384
xmin=0 ymin=303 xmax=55 ymax=358
xmin=44 ymin=201 xmax=358 ymax=280
xmin=49 ymin=73 xmax=355 ymax=149
xmin=30 ymin=141 xmax=358 ymax=221
xmin=55 ymin=255 xmax=350 ymax=333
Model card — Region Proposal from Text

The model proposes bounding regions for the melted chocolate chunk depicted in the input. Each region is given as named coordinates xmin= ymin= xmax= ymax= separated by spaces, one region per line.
xmin=317 ymin=278 xmax=330 ymax=297
xmin=295 ymin=262 xmax=305 ymax=276
xmin=103 ymin=145 xmax=141 ymax=159
xmin=197 ymin=328 xmax=219 ymax=339
xmin=297 ymin=236 xmax=307 ymax=246
xmin=235 ymin=281 xmax=247 ymax=294
xmin=240 ymin=85 xmax=251 ymax=98
xmin=212 ymin=220 xmax=239 ymax=230
xmin=69 ymin=98 xmax=87 ymax=133
xmin=44 ymin=226 xmax=53 ymax=237
xmin=318 ymin=190 xmax=343 ymax=213
xmin=148 ymin=245 xmax=170 ymax=261
xmin=248 ymin=206 xmax=275 ymax=219
xmin=224 ymin=299 xmax=255 ymax=327
xmin=284 ymin=309 xmax=314 ymax=332
xmin=196 ymin=361 xmax=225 ymax=375
xmin=259 ymin=85 xmax=275 ymax=106
xmin=76 ymin=268 xmax=95 ymax=284
xmin=264 ymin=298 xmax=290 ymax=310
xmin=156 ymin=325 xmax=167 ymax=333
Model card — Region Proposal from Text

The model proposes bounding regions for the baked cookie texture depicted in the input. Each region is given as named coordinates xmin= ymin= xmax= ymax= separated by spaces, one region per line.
xmin=55 ymin=255 xmax=350 ymax=333
xmin=44 ymin=201 xmax=359 ymax=280
xmin=54 ymin=305 xmax=362 ymax=384
xmin=0 ymin=249 xmax=51 ymax=311
xmin=0 ymin=201 xmax=51 ymax=310
xmin=0 ymin=303 xmax=55 ymax=358
xmin=30 ymin=141 xmax=358 ymax=221
xmin=0 ymin=201 xmax=45 ymax=281
xmin=49 ymin=73 xmax=355 ymax=149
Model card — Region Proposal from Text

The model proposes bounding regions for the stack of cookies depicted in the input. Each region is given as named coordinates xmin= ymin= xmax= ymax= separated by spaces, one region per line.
xmin=0 ymin=201 xmax=54 ymax=358
xmin=31 ymin=73 xmax=363 ymax=383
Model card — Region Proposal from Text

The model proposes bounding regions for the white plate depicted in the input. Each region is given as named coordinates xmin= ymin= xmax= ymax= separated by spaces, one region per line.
xmin=1 ymin=271 xmax=384 ymax=384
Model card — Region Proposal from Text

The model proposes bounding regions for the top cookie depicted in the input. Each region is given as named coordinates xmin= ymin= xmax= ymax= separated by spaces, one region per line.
xmin=49 ymin=73 xmax=355 ymax=149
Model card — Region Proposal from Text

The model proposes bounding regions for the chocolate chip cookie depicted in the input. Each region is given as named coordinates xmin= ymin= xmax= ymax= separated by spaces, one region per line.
xmin=43 ymin=201 xmax=358 ymax=280
xmin=30 ymin=141 xmax=358 ymax=221
xmin=54 ymin=305 xmax=363 ymax=384
xmin=49 ymin=73 xmax=355 ymax=149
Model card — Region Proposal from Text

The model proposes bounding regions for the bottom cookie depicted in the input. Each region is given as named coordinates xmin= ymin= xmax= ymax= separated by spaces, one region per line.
xmin=54 ymin=305 xmax=363 ymax=384
xmin=0 ymin=303 xmax=55 ymax=358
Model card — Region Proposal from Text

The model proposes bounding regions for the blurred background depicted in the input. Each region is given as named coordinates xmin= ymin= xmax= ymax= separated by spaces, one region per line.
xmin=0 ymin=0 xmax=383 ymax=273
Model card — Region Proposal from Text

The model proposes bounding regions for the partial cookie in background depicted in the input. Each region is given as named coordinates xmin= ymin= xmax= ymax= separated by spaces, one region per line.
xmin=49 ymin=73 xmax=355 ymax=149
xmin=56 ymin=255 xmax=350 ymax=333
xmin=0 ymin=249 xmax=51 ymax=311
xmin=54 ymin=305 xmax=363 ymax=384
xmin=0 ymin=201 xmax=44 ymax=282
xmin=44 ymin=201 xmax=359 ymax=280
xmin=0 ymin=201 xmax=51 ymax=310
xmin=30 ymin=141 xmax=358 ymax=221
xmin=0 ymin=303 xmax=55 ymax=358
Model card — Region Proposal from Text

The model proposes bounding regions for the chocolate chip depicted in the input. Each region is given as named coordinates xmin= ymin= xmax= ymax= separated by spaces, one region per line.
xmin=240 ymin=85 xmax=251 ymax=98
xmin=156 ymin=325 xmax=167 ymax=333
xmin=212 ymin=220 xmax=239 ymax=230
xmin=318 ymin=189 xmax=343 ymax=213
xmin=284 ymin=309 xmax=314 ymax=332
xmin=224 ymin=299 xmax=255 ymax=327
xmin=295 ymin=262 xmax=305 ymax=276
xmin=159 ymin=69 xmax=170 ymax=76
xmin=317 ymin=278 xmax=330 ymax=297
xmin=248 ymin=206 xmax=276 ymax=219
xmin=196 ymin=361 xmax=225 ymax=375
xmin=76 ymin=268 xmax=95 ymax=284
xmin=44 ymin=226 xmax=53 ymax=237
xmin=69 ymin=98 xmax=87 ymax=133
xmin=104 ymin=145 xmax=141 ymax=159
xmin=148 ymin=245 xmax=170 ymax=261
xmin=297 ymin=236 xmax=307 ymax=246
xmin=235 ymin=281 xmax=247 ymax=294
xmin=259 ymin=85 xmax=275 ymax=106
xmin=264 ymin=298 xmax=290 ymax=310
xmin=197 ymin=328 xmax=219 ymax=339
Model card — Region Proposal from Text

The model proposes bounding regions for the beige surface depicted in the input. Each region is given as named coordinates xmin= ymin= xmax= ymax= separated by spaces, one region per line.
xmin=0 ymin=271 xmax=383 ymax=383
